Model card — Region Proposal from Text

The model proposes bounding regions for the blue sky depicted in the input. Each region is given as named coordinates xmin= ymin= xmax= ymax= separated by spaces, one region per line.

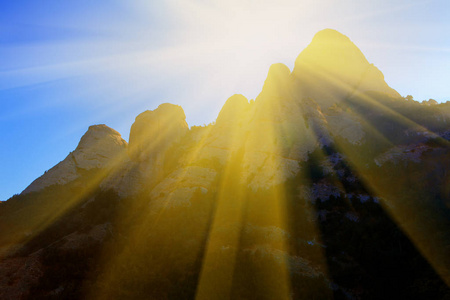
xmin=1 ymin=0 xmax=449 ymax=200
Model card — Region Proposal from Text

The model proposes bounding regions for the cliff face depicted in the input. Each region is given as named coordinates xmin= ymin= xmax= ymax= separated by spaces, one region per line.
xmin=2 ymin=29 xmax=450 ymax=299
xmin=100 ymin=103 xmax=190 ymax=197
xmin=22 ymin=125 xmax=127 ymax=195
xmin=128 ymin=103 xmax=188 ymax=163
xmin=292 ymin=29 xmax=400 ymax=108
xmin=20 ymin=29 xmax=448 ymax=200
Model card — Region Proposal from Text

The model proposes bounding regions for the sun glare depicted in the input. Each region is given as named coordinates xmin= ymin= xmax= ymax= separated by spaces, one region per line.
xmin=1 ymin=0 xmax=449 ymax=298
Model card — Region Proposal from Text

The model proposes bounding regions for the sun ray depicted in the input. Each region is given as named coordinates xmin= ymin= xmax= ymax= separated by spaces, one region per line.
xmin=0 ymin=138 xmax=130 ymax=258
xmin=298 ymin=65 xmax=450 ymax=285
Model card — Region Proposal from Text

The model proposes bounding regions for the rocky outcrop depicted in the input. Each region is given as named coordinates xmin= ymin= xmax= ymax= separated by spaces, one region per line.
xmin=241 ymin=64 xmax=315 ymax=189
xmin=195 ymin=94 xmax=251 ymax=165
xmin=26 ymin=30 xmax=405 ymax=197
xmin=22 ymin=125 xmax=127 ymax=194
xmin=292 ymin=29 xmax=400 ymax=108
xmin=258 ymin=63 xmax=292 ymax=99
xmin=128 ymin=103 xmax=188 ymax=163
xmin=215 ymin=94 xmax=251 ymax=127
xmin=7 ymin=28 xmax=450 ymax=299
xmin=299 ymin=98 xmax=333 ymax=146
xmin=374 ymin=143 xmax=433 ymax=166
xmin=149 ymin=166 xmax=217 ymax=211
xmin=143 ymin=97 xmax=250 ymax=207
xmin=101 ymin=103 xmax=189 ymax=197
xmin=19 ymin=30 xmax=433 ymax=198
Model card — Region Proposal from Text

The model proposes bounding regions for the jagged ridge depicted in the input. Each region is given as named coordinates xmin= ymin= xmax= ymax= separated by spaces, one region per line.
xmin=2 ymin=29 xmax=449 ymax=300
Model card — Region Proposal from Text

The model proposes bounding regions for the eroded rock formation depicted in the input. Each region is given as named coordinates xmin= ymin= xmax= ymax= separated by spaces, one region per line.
xmin=3 ymin=29 xmax=449 ymax=300
xmin=22 ymin=125 xmax=127 ymax=194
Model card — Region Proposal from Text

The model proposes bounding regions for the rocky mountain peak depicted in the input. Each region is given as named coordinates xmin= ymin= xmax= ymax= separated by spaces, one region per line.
xmin=253 ymin=63 xmax=292 ymax=104
xmin=293 ymin=28 xmax=370 ymax=77
xmin=73 ymin=125 xmax=127 ymax=169
xmin=262 ymin=63 xmax=291 ymax=92
xmin=292 ymin=29 xmax=400 ymax=107
xmin=216 ymin=94 xmax=250 ymax=126
xmin=22 ymin=124 xmax=127 ymax=194
xmin=128 ymin=103 xmax=188 ymax=162
xmin=5 ymin=29 xmax=450 ymax=299
xmin=79 ymin=123 xmax=123 ymax=141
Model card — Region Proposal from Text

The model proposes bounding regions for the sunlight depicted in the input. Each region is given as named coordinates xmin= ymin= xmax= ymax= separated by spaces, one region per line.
xmin=0 ymin=139 xmax=129 ymax=259
xmin=2 ymin=2 xmax=449 ymax=295
xmin=195 ymin=92 xmax=294 ymax=299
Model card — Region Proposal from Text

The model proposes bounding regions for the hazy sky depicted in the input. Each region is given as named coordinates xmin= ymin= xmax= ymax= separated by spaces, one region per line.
xmin=1 ymin=0 xmax=449 ymax=199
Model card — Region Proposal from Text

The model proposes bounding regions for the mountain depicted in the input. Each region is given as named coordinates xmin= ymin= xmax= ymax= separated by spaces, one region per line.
xmin=292 ymin=29 xmax=400 ymax=108
xmin=1 ymin=29 xmax=449 ymax=299
xmin=22 ymin=125 xmax=127 ymax=195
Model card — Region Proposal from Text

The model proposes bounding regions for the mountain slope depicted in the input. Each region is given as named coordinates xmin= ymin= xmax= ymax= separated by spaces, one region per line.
xmin=1 ymin=29 xmax=449 ymax=300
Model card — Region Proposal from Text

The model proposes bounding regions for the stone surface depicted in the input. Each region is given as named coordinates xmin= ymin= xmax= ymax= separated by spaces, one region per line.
xmin=3 ymin=29 xmax=450 ymax=300
xmin=241 ymin=65 xmax=317 ymax=190
xmin=195 ymin=94 xmax=251 ymax=165
xmin=374 ymin=143 xmax=432 ymax=166
xmin=22 ymin=125 xmax=127 ymax=194
xmin=128 ymin=103 xmax=188 ymax=163
xmin=326 ymin=112 xmax=365 ymax=145
xmin=101 ymin=103 xmax=190 ymax=197
xmin=0 ymin=252 xmax=44 ymax=300
xmin=292 ymin=29 xmax=400 ymax=108
xmin=149 ymin=166 xmax=217 ymax=211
